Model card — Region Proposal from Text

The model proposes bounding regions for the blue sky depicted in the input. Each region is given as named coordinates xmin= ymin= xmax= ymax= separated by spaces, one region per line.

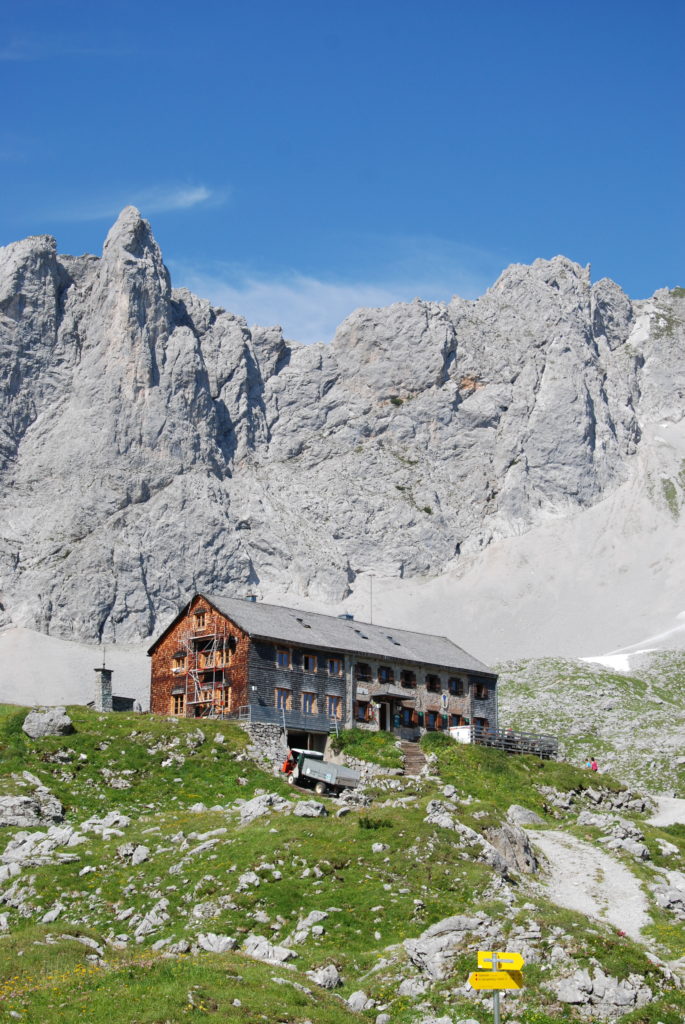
xmin=1 ymin=0 xmax=683 ymax=343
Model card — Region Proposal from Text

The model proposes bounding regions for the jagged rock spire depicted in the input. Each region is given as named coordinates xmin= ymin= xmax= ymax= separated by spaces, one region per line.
xmin=103 ymin=206 xmax=162 ymax=261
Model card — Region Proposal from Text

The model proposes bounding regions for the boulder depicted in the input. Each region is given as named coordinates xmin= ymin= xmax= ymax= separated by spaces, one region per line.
xmin=242 ymin=933 xmax=296 ymax=964
xmin=22 ymin=708 xmax=74 ymax=740
xmin=293 ymin=801 xmax=327 ymax=818
xmin=130 ymin=845 xmax=150 ymax=866
xmin=307 ymin=964 xmax=341 ymax=988
xmin=485 ymin=824 xmax=538 ymax=874
xmin=238 ymin=793 xmax=291 ymax=825
xmin=347 ymin=990 xmax=373 ymax=1011
xmin=507 ymin=804 xmax=545 ymax=826
xmin=197 ymin=932 xmax=237 ymax=953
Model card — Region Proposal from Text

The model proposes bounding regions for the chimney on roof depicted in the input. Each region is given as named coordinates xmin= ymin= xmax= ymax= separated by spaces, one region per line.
xmin=338 ymin=613 xmax=354 ymax=620
xmin=94 ymin=666 xmax=113 ymax=713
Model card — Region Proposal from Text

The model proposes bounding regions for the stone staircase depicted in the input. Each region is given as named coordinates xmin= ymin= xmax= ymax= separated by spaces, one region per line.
xmin=400 ymin=740 xmax=427 ymax=776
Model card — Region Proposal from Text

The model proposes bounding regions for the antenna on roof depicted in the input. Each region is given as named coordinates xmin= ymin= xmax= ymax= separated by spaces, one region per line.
xmin=369 ymin=574 xmax=374 ymax=625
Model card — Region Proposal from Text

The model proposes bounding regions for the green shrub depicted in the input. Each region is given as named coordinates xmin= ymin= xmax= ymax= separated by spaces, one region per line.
xmin=358 ymin=816 xmax=393 ymax=830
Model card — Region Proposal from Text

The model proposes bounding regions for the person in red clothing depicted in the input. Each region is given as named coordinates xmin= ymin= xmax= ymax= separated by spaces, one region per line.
xmin=590 ymin=757 xmax=599 ymax=772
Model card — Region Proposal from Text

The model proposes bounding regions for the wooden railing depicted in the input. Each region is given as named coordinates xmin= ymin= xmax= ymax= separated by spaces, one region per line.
xmin=471 ymin=725 xmax=558 ymax=759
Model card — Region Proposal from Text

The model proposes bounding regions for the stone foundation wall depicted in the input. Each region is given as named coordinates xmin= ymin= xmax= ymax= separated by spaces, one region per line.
xmin=239 ymin=721 xmax=289 ymax=774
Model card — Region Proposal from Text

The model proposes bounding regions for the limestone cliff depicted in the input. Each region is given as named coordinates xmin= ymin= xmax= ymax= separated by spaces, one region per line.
xmin=0 ymin=208 xmax=683 ymax=644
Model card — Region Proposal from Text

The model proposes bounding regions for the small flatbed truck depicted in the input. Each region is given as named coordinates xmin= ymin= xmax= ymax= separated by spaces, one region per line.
xmin=287 ymin=749 xmax=360 ymax=796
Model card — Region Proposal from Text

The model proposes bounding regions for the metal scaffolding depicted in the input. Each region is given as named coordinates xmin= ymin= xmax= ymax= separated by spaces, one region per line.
xmin=176 ymin=612 xmax=234 ymax=717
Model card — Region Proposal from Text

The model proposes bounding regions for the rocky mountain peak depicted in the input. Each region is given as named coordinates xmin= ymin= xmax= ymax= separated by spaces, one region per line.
xmin=0 ymin=214 xmax=683 ymax=652
xmin=102 ymin=206 xmax=162 ymax=262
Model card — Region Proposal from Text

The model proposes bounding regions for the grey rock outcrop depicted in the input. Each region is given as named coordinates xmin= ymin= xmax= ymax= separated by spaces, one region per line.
xmin=197 ymin=932 xmax=237 ymax=953
xmin=550 ymin=967 xmax=652 ymax=1017
xmin=404 ymin=914 xmax=483 ymax=979
xmin=307 ymin=963 xmax=341 ymax=988
xmin=237 ymin=793 xmax=291 ymax=825
xmin=424 ymin=801 xmax=509 ymax=875
xmin=242 ymin=933 xmax=296 ymax=964
xmin=293 ymin=800 xmax=327 ymax=818
xmin=1 ymin=210 xmax=684 ymax=644
xmin=0 ymin=774 xmax=63 ymax=827
xmin=485 ymin=823 xmax=538 ymax=874
xmin=507 ymin=804 xmax=545 ymax=826
xmin=22 ymin=708 xmax=74 ymax=740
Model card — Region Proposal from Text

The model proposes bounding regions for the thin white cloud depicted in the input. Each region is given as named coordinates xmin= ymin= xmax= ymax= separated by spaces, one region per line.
xmin=0 ymin=37 xmax=134 ymax=61
xmin=47 ymin=185 xmax=226 ymax=223
xmin=172 ymin=258 xmax=494 ymax=345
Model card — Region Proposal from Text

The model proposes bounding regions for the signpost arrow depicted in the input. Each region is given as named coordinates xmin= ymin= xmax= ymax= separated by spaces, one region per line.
xmin=469 ymin=970 xmax=523 ymax=991
xmin=477 ymin=950 xmax=525 ymax=971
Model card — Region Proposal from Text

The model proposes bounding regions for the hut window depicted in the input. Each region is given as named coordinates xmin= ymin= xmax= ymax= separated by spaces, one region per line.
xmin=475 ymin=683 xmax=489 ymax=700
xmin=303 ymin=653 xmax=318 ymax=673
xmin=426 ymin=674 xmax=441 ymax=693
xmin=355 ymin=663 xmax=372 ymax=682
xmin=327 ymin=657 xmax=342 ymax=676
xmin=448 ymin=677 xmax=465 ymax=696
xmin=194 ymin=610 xmax=206 ymax=629
xmin=276 ymin=647 xmax=291 ymax=668
xmin=171 ymin=693 xmax=185 ymax=716
xmin=355 ymin=701 xmax=368 ymax=722
xmin=400 ymin=669 xmax=416 ymax=688
xmin=327 ymin=695 xmax=342 ymax=719
xmin=172 ymin=653 xmax=186 ymax=672
xmin=302 ymin=691 xmax=317 ymax=714
xmin=275 ymin=688 xmax=291 ymax=711
xmin=378 ymin=665 xmax=394 ymax=684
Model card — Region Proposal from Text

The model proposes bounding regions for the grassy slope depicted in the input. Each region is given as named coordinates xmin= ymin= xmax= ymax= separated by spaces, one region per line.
xmin=329 ymin=728 xmax=403 ymax=768
xmin=0 ymin=709 xmax=682 ymax=1023
xmin=496 ymin=652 xmax=685 ymax=795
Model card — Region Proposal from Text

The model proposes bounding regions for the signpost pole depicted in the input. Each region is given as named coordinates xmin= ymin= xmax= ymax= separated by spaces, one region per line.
xmin=492 ymin=952 xmax=500 ymax=1024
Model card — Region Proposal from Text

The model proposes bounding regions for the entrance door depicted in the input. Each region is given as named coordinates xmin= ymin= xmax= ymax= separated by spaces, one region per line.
xmin=379 ymin=703 xmax=388 ymax=731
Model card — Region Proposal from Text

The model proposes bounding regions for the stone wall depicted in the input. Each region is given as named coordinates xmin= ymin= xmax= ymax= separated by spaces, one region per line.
xmin=239 ymin=721 xmax=289 ymax=774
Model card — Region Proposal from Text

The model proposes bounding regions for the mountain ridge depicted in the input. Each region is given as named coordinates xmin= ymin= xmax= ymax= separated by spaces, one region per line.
xmin=1 ymin=208 xmax=684 ymax=655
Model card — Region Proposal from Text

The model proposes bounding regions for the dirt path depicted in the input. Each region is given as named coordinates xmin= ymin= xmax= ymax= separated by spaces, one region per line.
xmin=647 ymin=796 xmax=685 ymax=827
xmin=529 ymin=830 xmax=650 ymax=941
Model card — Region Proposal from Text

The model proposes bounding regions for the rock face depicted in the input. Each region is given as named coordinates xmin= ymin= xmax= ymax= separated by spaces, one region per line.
xmin=485 ymin=823 xmax=539 ymax=874
xmin=1 ymin=208 xmax=684 ymax=644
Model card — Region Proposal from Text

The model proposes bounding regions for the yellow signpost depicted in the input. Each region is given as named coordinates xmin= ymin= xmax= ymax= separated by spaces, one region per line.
xmin=477 ymin=951 xmax=525 ymax=972
xmin=470 ymin=951 xmax=525 ymax=1024
xmin=469 ymin=970 xmax=523 ymax=990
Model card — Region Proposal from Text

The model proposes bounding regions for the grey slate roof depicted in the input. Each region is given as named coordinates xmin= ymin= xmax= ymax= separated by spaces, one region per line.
xmin=202 ymin=594 xmax=496 ymax=677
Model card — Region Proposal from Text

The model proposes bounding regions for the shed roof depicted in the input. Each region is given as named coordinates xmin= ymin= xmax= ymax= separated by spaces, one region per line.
xmin=197 ymin=594 xmax=495 ymax=677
